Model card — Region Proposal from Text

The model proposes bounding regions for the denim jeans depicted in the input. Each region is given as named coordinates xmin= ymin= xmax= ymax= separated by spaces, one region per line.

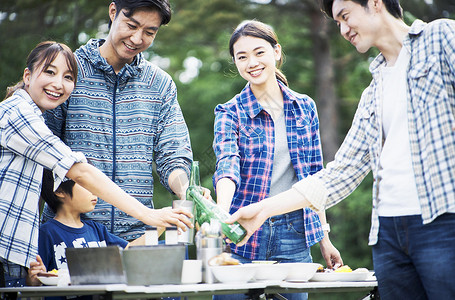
xmin=373 ymin=214 xmax=455 ymax=300
xmin=214 ymin=210 xmax=311 ymax=300
xmin=0 ymin=258 xmax=27 ymax=287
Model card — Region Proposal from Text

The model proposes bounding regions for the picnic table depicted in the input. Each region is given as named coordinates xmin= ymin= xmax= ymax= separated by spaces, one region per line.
xmin=0 ymin=279 xmax=378 ymax=299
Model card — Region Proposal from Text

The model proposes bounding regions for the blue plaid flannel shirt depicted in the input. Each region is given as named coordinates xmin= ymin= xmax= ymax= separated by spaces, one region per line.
xmin=213 ymin=81 xmax=324 ymax=260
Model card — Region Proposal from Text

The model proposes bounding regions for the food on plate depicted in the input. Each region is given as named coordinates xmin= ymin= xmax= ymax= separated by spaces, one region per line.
xmin=353 ymin=267 xmax=369 ymax=273
xmin=317 ymin=264 xmax=369 ymax=274
xmin=316 ymin=264 xmax=342 ymax=273
xmin=208 ymin=252 xmax=241 ymax=266
xmin=334 ymin=265 xmax=352 ymax=273
xmin=37 ymin=269 xmax=59 ymax=277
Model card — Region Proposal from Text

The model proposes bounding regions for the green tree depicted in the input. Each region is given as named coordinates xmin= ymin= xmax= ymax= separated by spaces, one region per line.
xmin=1 ymin=3 xmax=454 ymax=298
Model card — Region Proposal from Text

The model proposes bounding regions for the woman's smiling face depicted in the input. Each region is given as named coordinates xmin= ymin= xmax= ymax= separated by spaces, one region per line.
xmin=23 ymin=52 xmax=75 ymax=112
xmin=233 ymin=35 xmax=282 ymax=89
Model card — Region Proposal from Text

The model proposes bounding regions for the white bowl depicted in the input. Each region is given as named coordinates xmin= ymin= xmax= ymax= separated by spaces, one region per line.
xmin=252 ymin=260 xmax=277 ymax=265
xmin=285 ymin=263 xmax=322 ymax=282
xmin=210 ymin=265 xmax=256 ymax=283
xmin=37 ymin=276 xmax=59 ymax=286
xmin=249 ymin=263 xmax=289 ymax=281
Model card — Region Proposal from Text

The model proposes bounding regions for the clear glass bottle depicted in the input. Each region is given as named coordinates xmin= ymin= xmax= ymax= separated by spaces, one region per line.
xmin=188 ymin=187 xmax=247 ymax=245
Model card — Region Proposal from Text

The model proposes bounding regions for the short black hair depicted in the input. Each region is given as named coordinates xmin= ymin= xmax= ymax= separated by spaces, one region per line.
xmin=320 ymin=0 xmax=402 ymax=19
xmin=41 ymin=169 xmax=75 ymax=214
xmin=109 ymin=0 xmax=172 ymax=28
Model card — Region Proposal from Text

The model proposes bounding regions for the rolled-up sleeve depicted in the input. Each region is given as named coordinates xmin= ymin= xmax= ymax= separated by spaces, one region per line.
xmin=3 ymin=101 xmax=86 ymax=190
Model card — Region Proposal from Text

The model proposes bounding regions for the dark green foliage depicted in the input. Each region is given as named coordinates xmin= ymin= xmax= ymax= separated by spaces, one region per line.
xmin=1 ymin=2 xmax=453 ymax=293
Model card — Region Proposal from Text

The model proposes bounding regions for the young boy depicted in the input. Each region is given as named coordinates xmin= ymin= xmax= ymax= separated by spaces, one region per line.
xmin=27 ymin=169 xmax=147 ymax=286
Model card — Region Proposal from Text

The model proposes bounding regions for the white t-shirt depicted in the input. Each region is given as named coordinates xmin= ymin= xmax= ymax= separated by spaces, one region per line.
xmin=269 ymin=112 xmax=298 ymax=197
xmin=377 ymin=46 xmax=421 ymax=216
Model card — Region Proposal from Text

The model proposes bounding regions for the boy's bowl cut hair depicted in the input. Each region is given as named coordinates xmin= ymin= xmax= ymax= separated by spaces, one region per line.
xmin=41 ymin=169 xmax=75 ymax=214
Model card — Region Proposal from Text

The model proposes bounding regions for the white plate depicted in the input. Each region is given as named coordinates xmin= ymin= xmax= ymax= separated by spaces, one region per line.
xmin=310 ymin=271 xmax=369 ymax=282
xmin=37 ymin=276 xmax=59 ymax=286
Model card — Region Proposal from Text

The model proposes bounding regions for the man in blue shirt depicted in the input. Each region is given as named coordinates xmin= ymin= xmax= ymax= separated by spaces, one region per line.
xmin=43 ymin=0 xmax=193 ymax=241
xmin=228 ymin=1 xmax=455 ymax=299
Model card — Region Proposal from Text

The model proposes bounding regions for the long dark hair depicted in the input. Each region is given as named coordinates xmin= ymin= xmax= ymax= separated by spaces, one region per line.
xmin=41 ymin=169 xmax=76 ymax=214
xmin=4 ymin=41 xmax=77 ymax=100
xmin=229 ymin=20 xmax=288 ymax=87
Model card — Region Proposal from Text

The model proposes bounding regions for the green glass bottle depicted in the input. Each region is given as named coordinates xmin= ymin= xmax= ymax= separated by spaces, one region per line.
xmin=186 ymin=161 xmax=201 ymax=196
xmin=188 ymin=186 xmax=247 ymax=245
xmin=186 ymin=161 xmax=211 ymax=226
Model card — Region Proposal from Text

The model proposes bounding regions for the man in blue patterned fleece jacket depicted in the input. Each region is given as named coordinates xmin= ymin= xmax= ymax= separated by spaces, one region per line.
xmin=43 ymin=0 xmax=193 ymax=241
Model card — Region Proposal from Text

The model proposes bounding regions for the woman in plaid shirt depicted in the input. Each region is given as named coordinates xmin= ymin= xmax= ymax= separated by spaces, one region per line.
xmin=213 ymin=20 xmax=342 ymax=300
xmin=0 ymin=41 xmax=192 ymax=287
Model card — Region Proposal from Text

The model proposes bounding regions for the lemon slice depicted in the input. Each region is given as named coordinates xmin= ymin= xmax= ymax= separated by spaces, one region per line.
xmin=334 ymin=265 xmax=352 ymax=273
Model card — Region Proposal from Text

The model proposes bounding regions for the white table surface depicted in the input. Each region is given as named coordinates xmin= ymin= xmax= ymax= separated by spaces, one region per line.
xmin=0 ymin=280 xmax=378 ymax=299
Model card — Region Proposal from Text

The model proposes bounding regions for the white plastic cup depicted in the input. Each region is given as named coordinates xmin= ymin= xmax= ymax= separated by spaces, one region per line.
xmin=57 ymin=268 xmax=71 ymax=286
xmin=165 ymin=226 xmax=179 ymax=245
xmin=144 ymin=226 xmax=158 ymax=246
xmin=181 ymin=259 xmax=202 ymax=284
xmin=172 ymin=200 xmax=195 ymax=244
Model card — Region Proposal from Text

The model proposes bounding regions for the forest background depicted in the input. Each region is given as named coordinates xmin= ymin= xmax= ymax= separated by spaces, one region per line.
xmin=1 ymin=1 xmax=454 ymax=298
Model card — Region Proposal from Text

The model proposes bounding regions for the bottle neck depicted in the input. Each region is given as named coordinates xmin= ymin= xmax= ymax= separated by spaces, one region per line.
xmin=189 ymin=161 xmax=200 ymax=187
